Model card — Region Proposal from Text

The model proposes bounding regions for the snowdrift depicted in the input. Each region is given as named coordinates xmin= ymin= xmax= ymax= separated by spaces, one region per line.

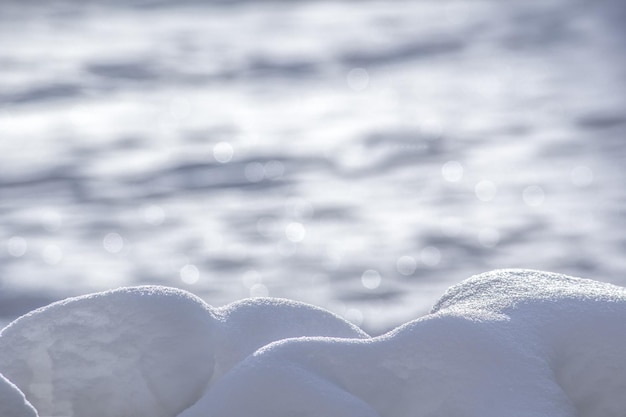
xmin=2 ymin=270 xmax=626 ymax=417
xmin=0 ymin=287 xmax=365 ymax=417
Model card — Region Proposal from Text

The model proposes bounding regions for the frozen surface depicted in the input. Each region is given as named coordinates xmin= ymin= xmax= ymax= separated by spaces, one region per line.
xmin=0 ymin=373 xmax=38 ymax=417
xmin=0 ymin=286 xmax=366 ymax=417
xmin=1 ymin=0 xmax=626 ymax=332
xmin=0 ymin=286 xmax=217 ymax=417
xmin=1 ymin=270 xmax=626 ymax=417
xmin=185 ymin=270 xmax=626 ymax=417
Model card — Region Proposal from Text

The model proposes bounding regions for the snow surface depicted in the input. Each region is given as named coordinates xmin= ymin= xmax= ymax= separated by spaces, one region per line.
xmin=2 ymin=270 xmax=626 ymax=417
xmin=0 ymin=373 xmax=38 ymax=417
xmin=0 ymin=286 xmax=366 ymax=417
xmin=184 ymin=270 xmax=626 ymax=417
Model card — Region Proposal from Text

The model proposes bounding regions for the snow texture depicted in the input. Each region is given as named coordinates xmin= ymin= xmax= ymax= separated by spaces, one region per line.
xmin=2 ymin=270 xmax=626 ymax=417
xmin=0 ymin=286 xmax=366 ymax=417
xmin=0 ymin=373 xmax=38 ymax=417
xmin=185 ymin=270 xmax=626 ymax=417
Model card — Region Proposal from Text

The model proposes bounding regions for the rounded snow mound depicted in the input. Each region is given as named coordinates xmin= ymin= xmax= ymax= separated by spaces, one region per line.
xmin=2 ymin=270 xmax=626 ymax=417
xmin=0 ymin=286 xmax=218 ymax=417
xmin=0 ymin=373 xmax=38 ymax=417
xmin=193 ymin=269 xmax=626 ymax=417
xmin=0 ymin=286 xmax=367 ymax=417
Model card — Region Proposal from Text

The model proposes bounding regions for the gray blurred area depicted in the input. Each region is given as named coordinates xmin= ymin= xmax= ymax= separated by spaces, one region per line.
xmin=0 ymin=0 xmax=625 ymax=333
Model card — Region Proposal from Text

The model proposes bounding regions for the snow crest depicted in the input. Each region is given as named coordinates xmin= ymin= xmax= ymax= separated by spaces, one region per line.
xmin=2 ymin=270 xmax=626 ymax=417
xmin=0 ymin=373 xmax=38 ymax=417
xmin=185 ymin=270 xmax=626 ymax=417
xmin=0 ymin=286 xmax=366 ymax=417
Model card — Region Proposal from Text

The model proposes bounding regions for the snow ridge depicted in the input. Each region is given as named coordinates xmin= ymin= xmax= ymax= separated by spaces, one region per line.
xmin=2 ymin=270 xmax=626 ymax=417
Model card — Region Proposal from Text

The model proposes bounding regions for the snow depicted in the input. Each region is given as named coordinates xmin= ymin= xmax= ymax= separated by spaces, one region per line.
xmin=1 ymin=270 xmax=626 ymax=417
xmin=0 ymin=286 xmax=216 ymax=417
xmin=184 ymin=270 xmax=626 ymax=417
xmin=0 ymin=373 xmax=38 ymax=417
xmin=0 ymin=286 xmax=366 ymax=417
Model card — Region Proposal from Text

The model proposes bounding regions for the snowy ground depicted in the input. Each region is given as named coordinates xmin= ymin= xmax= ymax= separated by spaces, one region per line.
xmin=2 ymin=270 xmax=626 ymax=417
xmin=1 ymin=0 xmax=625 ymax=333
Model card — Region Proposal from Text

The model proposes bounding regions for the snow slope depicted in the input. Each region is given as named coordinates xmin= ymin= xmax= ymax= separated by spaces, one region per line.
xmin=185 ymin=270 xmax=626 ymax=417
xmin=2 ymin=270 xmax=626 ymax=417
xmin=0 ymin=373 xmax=38 ymax=417
xmin=0 ymin=286 xmax=366 ymax=417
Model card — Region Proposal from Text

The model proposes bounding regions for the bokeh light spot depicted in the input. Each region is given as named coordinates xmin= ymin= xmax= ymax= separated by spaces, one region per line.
xmin=7 ymin=236 xmax=27 ymax=257
xmin=523 ymin=185 xmax=545 ymax=207
xmin=213 ymin=142 xmax=234 ymax=163
xmin=361 ymin=269 xmax=381 ymax=289
xmin=441 ymin=161 xmax=463 ymax=182
xmin=285 ymin=222 xmax=306 ymax=243
xmin=396 ymin=255 xmax=417 ymax=276
xmin=103 ymin=232 xmax=124 ymax=254
xmin=180 ymin=264 xmax=199 ymax=284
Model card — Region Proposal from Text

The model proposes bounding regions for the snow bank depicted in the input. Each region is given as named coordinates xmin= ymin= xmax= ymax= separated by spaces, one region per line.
xmin=2 ymin=270 xmax=626 ymax=417
xmin=0 ymin=286 xmax=217 ymax=417
xmin=0 ymin=373 xmax=38 ymax=417
xmin=187 ymin=270 xmax=626 ymax=417
xmin=0 ymin=286 xmax=366 ymax=417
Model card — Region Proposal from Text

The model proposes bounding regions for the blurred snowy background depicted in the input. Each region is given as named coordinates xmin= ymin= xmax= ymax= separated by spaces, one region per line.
xmin=1 ymin=0 xmax=625 ymax=334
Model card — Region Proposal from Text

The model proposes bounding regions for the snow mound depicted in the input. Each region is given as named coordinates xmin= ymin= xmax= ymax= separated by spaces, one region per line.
xmin=210 ymin=297 xmax=368 ymax=384
xmin=0 ymin=287 xmax=366 ymax=417
xmin=2 ymin=270 xmax=626 ymax=417
xmin=0 ymin=286 xmax=217 ymax=417
xmin=191 ymin=270 xmax=626 ymax=417
xmin=0 ymin=373 xmax=38 ymax=417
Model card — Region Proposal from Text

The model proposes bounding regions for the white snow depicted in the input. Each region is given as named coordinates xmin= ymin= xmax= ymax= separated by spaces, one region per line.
xmin=183 ymin=270 xmax=626 ymax=417
xmin=2 ymin=270 xmax=626 ymax=417
xmin=0 ymin=373 xmax=38 ymax=417
xmin=0 ymin=286 xmax=216 ymax=417
xmin=0 ymin=286 xmax=366 ymax=417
